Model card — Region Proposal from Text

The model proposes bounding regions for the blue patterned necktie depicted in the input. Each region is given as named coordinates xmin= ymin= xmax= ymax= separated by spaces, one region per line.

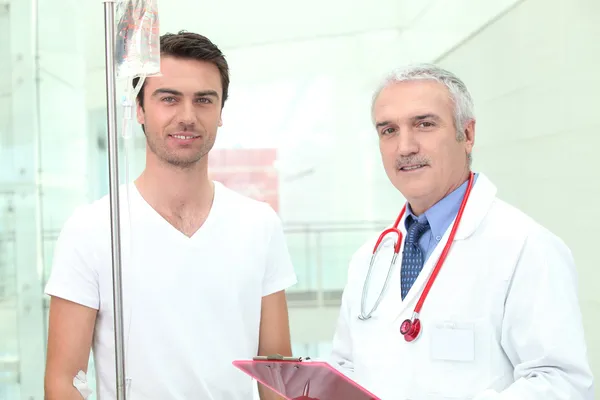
xmin=400 ymin=217 xmax=431 ymax=300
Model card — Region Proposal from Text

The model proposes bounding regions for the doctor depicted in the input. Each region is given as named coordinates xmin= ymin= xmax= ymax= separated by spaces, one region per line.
xmin=330 ymin=64 xmax=594 ymax=399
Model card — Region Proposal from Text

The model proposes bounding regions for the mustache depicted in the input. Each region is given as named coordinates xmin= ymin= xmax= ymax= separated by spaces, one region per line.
xmin=395 ymin=156 xmax=430 ymax=169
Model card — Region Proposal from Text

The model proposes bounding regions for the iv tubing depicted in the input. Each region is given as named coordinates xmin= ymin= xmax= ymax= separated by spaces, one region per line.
xmin=121 ymin=74 xmax=145 ymax=374
xmin=103 ymin=0 xmax=128 ymax=398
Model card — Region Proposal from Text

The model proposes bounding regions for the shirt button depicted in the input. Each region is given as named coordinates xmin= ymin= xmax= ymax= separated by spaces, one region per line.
xmin=436 ymin=236 xmax=441 ymax=241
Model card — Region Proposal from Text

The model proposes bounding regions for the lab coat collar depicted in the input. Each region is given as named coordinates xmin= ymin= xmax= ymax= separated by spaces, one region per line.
xmin=453 ymin=172 xmax=497 ymax=240
xmin=405 ymin=173 xmax=477 ymax=241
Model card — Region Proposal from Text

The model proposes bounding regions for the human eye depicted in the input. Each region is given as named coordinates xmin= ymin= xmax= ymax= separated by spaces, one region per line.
xmin=380 ymin=127 xmax=396 ymax=136
xmin=195 ymin=97 xmax=213 ymax=104
xmin=161 ymin=96 xmax=177 ymax=103
xmin=417 ymin=121 xmax=436 ymax=129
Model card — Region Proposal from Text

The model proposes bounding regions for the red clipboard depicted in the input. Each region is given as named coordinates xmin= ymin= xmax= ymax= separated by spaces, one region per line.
xmin=232 ymin=355 xmax=381 ymax=400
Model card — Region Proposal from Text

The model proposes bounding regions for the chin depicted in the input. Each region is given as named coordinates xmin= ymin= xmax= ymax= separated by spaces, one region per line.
xmin=160 ymin=154 xmax=201 ymax=167
xmin=395 ymin=178 xmax=432 ymax=201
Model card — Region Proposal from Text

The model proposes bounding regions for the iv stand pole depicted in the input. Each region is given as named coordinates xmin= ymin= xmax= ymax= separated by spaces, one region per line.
xmin=103 ymin=0 xmax=128 ymax=398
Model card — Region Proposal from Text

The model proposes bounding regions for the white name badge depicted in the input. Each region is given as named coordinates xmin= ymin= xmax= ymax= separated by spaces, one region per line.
xmin=430 ymin=322 xmax=475 ymax=362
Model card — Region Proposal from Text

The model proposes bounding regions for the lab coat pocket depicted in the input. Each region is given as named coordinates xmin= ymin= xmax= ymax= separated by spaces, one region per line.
xmin=412 ymin=319 xmax=492 ymax=399
xmin=430 ymin=322 xmax=475 ymax=362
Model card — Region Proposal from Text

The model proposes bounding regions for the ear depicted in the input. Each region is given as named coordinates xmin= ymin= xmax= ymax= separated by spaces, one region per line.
xmin=136 ymin=100 xmax=145 ymax=125
xmin=218 ymin=114 xmax=223 ymax=127
xmin=463 ymin=119 xmax=476 ymax=154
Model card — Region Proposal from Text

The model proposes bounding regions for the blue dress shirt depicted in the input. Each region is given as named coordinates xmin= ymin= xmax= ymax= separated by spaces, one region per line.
xmin=405 ymin=173 xmax=479 ymax=262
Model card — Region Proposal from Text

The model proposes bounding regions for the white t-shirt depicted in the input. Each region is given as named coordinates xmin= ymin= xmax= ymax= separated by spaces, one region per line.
xmin=45 ymin=181 xmax=297 ymax=399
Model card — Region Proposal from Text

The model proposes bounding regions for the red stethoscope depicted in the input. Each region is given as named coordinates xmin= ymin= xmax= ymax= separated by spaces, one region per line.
xmin=358 ymin=172 xmax=475 ymax=343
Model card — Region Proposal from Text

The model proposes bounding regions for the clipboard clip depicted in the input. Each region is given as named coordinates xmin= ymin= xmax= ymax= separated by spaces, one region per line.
xmin=252 ymin=354 xmax=311 ymax=362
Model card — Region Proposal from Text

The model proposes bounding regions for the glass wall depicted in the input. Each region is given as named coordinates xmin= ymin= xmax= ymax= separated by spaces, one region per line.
xmin=1 ymin=0 xmax=599 ymax=398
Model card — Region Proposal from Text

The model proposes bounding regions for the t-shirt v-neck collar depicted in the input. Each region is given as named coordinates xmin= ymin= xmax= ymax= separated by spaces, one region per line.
xmin=130 ymin=181 xmax=222 ymax=242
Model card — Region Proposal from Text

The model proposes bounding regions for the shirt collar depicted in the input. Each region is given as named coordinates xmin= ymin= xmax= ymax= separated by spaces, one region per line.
xmin=405 ymin=173 xmax=478 ymax=239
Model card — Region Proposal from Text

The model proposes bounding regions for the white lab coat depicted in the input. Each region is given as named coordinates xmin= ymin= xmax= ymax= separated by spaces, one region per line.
xmin=330 ymin=173 xmax=594 ymax=399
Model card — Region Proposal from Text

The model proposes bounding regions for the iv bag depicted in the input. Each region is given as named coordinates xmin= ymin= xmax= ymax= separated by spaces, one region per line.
xmin=115 ymin=0 xmax=161 ymax=79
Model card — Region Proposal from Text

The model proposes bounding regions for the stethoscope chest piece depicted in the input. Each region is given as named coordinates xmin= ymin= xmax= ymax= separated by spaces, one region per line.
xmin=400 ymin=316 xmax=421 ymax=342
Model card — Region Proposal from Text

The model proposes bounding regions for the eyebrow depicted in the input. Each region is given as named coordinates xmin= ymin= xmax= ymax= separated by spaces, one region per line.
xmin=375 ymin=113 xmax=443 ymax=129
xmin=413 ymin=113 xmax=441 ymax=122
xmin=151 ymin=88 xmax=220 ymax=99
xmin=375 ymin=120 xmax=391 ymax=129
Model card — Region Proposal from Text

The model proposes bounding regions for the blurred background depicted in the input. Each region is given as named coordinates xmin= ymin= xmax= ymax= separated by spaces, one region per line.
xmin=1 ymin=0 xmax=599 ymax=398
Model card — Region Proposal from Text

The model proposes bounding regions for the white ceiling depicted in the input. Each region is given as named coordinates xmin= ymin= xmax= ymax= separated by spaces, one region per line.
xmin=2 ymin=0 xmax=523 ymax=125
xmin=81 ymin=0 xmax=430 ymax=70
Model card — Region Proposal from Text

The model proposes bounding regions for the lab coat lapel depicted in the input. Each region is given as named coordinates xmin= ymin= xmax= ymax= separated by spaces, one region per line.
xmin=454 ymin=172 xmax=497 ymax=241
xmin=391 ymin=173 xmax=498 ymax=322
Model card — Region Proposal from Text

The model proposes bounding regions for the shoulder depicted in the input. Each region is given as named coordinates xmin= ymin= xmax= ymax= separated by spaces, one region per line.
xmin=488 ymin=198 xmax=568 ymax=249
xmin=482 ymin=197 xmax=574 ymax=282
xmin=60 ymin=198 xmax=107 ymax=237
xmin=57 ymin=186 xmax=131 ymax=244
xmin=214 ymin=181 xmax=281 ymax=227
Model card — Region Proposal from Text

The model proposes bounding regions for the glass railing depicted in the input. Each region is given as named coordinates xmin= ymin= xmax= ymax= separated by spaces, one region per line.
xmin=284 ymin=221 xmax=388 ymax=306
xmin=1 ymin=219 xmax=390 ymax=309
xmin=1 ymin=220 xmax=390 ymax=314
xmin=0 ymin=219 xmax=19 ymax=399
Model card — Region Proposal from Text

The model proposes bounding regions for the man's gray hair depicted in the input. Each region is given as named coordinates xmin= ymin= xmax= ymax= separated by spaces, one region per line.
xmin=371 ymin=63 xmax=475 ymax=140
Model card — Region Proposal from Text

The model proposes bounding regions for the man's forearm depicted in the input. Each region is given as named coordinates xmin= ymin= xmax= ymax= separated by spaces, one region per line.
xmin=45 ymin=377 xmax=86 ymax=400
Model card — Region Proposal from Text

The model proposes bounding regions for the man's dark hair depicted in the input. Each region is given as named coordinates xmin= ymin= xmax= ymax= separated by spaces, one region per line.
xmin=134 ymin=30 xmax=230 ymax=109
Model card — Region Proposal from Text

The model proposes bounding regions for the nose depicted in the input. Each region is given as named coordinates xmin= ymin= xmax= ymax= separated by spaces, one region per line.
xmin=396 ymin=129 xmax=419 ymax=157
xmin=176 ymin=100 xmax=197 ymax=126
